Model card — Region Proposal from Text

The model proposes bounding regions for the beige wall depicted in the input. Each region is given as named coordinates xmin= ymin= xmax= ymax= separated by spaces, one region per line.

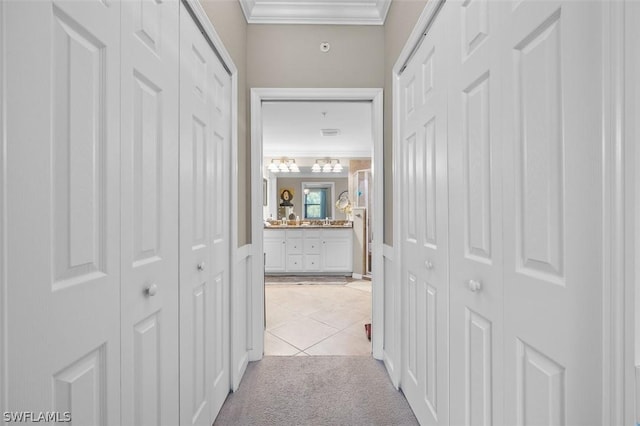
xmin=201 ymin=0 xmax=250 ymax=246
xmin=203 ymin=1 xmax=428 ymax=246
xmin=276 ymin=177 xmax=349 ymax=220
xmin=383 ymin=0 xmax=429 ymax=245
xmin=247 ymin=25 xmax=385 ymax=88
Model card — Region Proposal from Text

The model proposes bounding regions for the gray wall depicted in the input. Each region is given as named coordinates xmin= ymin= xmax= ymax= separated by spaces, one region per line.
xmin=202 ymin=0 xmax=250 ymax=246
xmin=276 ymin=177 xmax=349 ymax=220
xmin=203 ymin=0 xmax=429 ymax=246
xmin=383 ymin=0 xmax=429 ymax=245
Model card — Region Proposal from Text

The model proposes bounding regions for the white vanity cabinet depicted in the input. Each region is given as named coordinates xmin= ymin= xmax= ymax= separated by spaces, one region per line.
xmin=264 ymin=228 xmax=352 ymax=274
xmin=264 ymin=229 xmax=287 ymax=272
xmin=320 ymin=229 xmax=353 ymax=272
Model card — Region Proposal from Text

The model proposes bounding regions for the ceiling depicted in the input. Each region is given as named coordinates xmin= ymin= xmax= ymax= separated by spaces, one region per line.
xmin=262 ymin=101 xmax=373 ymax=161
xmin=239 ymin=0 xmax=391 ymax=25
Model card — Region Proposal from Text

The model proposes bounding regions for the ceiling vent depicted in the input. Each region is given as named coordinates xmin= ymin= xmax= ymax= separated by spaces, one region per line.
xmin=321 ymin=129 xmax=341 ymax=137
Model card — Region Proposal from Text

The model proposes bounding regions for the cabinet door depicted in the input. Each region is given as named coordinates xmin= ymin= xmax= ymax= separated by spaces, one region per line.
xmin=120 ymin=1 xmax=180 ymax=425
xmin=287 ymin=255 xmax=303 ymax=272
xmin=304 ymin=255 xmax=321 ymax=272
xmin=322 ymin=232 xmax=353 ymax=272
xmin=304 ymin=238 xmax=321 ymax=255
xmin=287 ymin=236 xmax=303 ymax=255
xmin=264 ymin=236 xmax=286 ymax=272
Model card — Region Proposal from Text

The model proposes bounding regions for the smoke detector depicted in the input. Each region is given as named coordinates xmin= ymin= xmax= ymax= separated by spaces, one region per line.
xmin=321 ymin=129 xmax=341 ymax=137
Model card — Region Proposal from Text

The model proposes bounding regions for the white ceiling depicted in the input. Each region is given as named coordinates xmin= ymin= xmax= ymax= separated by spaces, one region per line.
xmin=239 ymin=0 xmax=391 ymax=25
xmin=262 ymin=101 xmax=373 ymax=159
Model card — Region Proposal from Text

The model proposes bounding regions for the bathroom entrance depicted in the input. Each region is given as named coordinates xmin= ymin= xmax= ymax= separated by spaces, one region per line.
xmin=249 ymin=88 xmax=385 ymax=360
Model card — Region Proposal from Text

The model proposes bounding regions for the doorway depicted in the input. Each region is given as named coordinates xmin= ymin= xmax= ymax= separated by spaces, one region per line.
xmin=249 ymin=88 xmax=384 ymax=360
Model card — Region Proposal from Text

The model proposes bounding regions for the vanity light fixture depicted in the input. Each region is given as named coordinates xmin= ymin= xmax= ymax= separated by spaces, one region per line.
xmin=268 ymin=158 xmax=300 ymax=173
xmin=312 ymin=158 xmax=344 ymax=173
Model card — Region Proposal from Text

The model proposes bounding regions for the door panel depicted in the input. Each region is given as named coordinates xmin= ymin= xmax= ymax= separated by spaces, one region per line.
xmin=448 ymin=1 xmax=506 ymax=425
xmin=120 ymin=1 xmax=179 ymax=425
xmin=5 ymin=0 xmax=121 ymax=421
xmin=180 ymin=3 xmax=232 ymax=425
xmin=502 ymin=2 xmax=603 ymax=424
xmin=400 ymin=3 xmax=449 ymax=424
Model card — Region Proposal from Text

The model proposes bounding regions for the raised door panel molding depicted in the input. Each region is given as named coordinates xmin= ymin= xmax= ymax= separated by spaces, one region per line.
xmin=133 ymin=314 xmax=161 ymax=426
xmin=514 ymin=9 xmax=565 ymax=285
xmin=463 ymin=72 xmax=492 ymax=263
xmin=516 ymin=339 xmax=565 ymax=426
xmin=132 ymin=72 xmax=162 ymax=266
xmin=465 ymin=309 xmax=493 ymax=426
xmin=52 ymin=6 xmax=107 ymax=289
xmin=54 ymin=345 xmax=106 ymax=426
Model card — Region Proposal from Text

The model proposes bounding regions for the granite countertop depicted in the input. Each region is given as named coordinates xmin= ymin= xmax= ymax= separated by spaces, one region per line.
xmin=264 ymin=220 xmax=352 ymax=229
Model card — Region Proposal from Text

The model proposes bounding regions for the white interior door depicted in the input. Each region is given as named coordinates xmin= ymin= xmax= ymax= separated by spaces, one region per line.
xmin=447 ymin=1 xmax=507 ymax=424
xmin=399 ymin=4 xmax=450 ymax=423
xmin=501 ymin=2 xmax=604 ymax=424
xmin=179 ymin=3 xmax=232 ymax=425
xmin=4 ymin=0 xmax=122 ymax=423
xmin=120 ymin=1 xmax=180 ymax=425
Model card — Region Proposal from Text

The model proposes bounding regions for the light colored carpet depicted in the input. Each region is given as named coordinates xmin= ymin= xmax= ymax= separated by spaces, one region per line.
xmin=213 ymin=356 xmax=418 ymax=426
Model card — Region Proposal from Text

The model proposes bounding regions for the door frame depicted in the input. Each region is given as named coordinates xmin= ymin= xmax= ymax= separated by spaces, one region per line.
xmin=249 ymin=88 xmax=384 ymax=360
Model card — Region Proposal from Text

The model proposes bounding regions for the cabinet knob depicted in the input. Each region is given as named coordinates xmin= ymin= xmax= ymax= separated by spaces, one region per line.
xmin=467 ymin=279 xmax=482 ymax=293
xmin=425 ymin=260 xmax=433 ymax=270
xmin=145 ymin=283 xmax=158 ymax=297
xmin=282 ymin=241 xmax=286 ymax=244
xmin=197 ymin=262 xmax=206 ymax=271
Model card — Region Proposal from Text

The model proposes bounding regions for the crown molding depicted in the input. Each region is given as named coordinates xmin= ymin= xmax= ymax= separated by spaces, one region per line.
xmin=239 ymin=0 xmax=391 ymax=25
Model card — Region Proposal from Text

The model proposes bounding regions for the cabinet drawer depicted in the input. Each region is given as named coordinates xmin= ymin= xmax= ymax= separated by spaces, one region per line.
xmin=304 ymin=255 xmax=321 ymax=271
xmin=304 ymin=229 xmax=320 ymax=238
xmin=287 ymin=238 xmax=303 ymax=254
xmin=304 ymin=238 xmax=321 ymax=254
xmin=287 ymin=255 xmax=303 ymax=271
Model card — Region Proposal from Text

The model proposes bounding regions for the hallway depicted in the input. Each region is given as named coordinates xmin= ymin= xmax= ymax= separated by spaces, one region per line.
xmin=213 ymin=356 xmax=418 ymax=425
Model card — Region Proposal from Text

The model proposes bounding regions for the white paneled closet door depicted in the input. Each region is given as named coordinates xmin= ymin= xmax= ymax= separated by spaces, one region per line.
xmin=399 ymin=3 xmax=450 ymax=424
xmin=4 ymin=0 xmax=122 ymax=423
xmin=448 ymin=1 xmax=507 ymax=424
xmin=120 ymin=1 xmax=180 ymax=425
xmin=501 ymin=1 xmax=604 ymax=424
xmin=179 ymin=3 xmax=232 ymax=425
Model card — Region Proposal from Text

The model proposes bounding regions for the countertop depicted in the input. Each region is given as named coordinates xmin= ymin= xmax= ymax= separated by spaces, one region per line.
xmin=264 ymin=224 xmax=352 ymax=229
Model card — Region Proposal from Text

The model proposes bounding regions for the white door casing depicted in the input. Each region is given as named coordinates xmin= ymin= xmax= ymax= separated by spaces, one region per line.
xmin=179 ymin=2 xmax=232 ymax=424
xmin=120 ymin=1 xmax=180 ymax=425
xmin=448 ymin=1 xmax=506 ymax=425
xmin=399 ymin=2 xmax=450 ymax=423
xmin=4 ymin=0 xmax=121 ymax=423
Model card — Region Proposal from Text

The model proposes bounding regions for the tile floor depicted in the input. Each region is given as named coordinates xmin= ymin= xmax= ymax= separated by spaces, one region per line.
xmin=264 ymin=279 xmax=372 ymax=356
